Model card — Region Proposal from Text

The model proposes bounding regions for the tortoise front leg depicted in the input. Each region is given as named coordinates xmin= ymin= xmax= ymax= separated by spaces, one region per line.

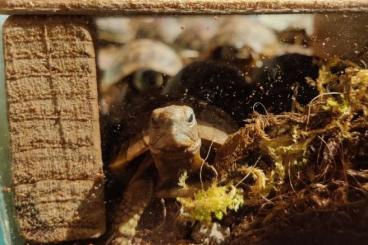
xmin=108 ymin=158 xmax=154 ymax=245
xmin=109 ymin=133 xmax=149 ymax=175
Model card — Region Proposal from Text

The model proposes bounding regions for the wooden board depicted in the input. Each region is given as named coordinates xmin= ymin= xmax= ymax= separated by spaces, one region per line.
xmin=3 ymin=16 xmax=105 ymax=243
xmin=0 ymin=0 xmax=367 ymax=15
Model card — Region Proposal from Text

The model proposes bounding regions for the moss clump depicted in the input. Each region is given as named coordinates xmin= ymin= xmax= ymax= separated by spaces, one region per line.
xmin=237 ymin=166 xmax=268 ymax=196
xmin=177 ymin=172 xmax=244 ymax=224
xmin=213 ymin=58 xmax=368 ymax=244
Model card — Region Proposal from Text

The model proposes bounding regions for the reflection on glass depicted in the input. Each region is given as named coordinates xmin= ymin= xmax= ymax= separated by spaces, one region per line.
xmin=2 ymin=13 xmax=368 ymax=245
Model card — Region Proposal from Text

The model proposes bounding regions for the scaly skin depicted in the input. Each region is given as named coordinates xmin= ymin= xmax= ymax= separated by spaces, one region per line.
xmin=109 ymin=158 xmax=154 ymax=245
xmin=110 ymin=179 xmax=153 ymax=245
xmin=108 ymin=105 xmax=204 ymax=245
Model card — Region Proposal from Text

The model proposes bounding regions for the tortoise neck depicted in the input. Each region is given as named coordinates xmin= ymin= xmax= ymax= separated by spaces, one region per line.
xmin=151 ymin=142 xmax=203 ymax=182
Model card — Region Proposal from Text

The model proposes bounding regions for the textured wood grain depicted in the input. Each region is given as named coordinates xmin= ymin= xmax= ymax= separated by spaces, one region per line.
xmin=3 ymin=16 xmax=105 ymax=243
xmin=0 ymin=0 xmax=367 ymax=14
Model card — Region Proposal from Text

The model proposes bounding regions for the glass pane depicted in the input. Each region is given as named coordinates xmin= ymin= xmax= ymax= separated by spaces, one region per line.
xmin=96 ymin=14 xmax=368 ymax=245
xmin=2 ymin=13 xmax=368 ymax=245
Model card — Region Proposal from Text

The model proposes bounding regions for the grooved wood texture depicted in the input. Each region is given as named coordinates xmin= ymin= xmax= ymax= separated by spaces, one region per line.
xmin=3 ymin=16 xmax=105 ymax=243
xmin=0 ymin=0 xmax=367 ymax=14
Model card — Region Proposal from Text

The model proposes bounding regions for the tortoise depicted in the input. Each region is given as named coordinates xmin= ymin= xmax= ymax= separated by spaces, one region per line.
xmin=96 ymin=17 xmax=136 ymax=45
xmin=206 ymin=16 xmax=279 ymax=74
xmin=163 ymin=60 xmax=255 ymax=124
xmin=250 ymin=53 xmax=320 ymax=114
xmin=99 ymin=39 xmax=183 ymax=164
xmin=133 ymin=16 xmax=182 ymax=44
xmin=106 ymin=103 xmax=239 ymax=245
xmin=100 ymin=39 xmax=183 ymax=99
xmin=174 ymin=16 xmax=222 ymax=64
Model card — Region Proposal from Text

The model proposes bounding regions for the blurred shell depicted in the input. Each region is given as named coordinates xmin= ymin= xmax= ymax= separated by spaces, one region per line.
xmin=96 ymin=17 xmax=136 ymax=44
xmin=257 ymin=14 xmax=314 ymax=36
xmin=175 ymin=16 xmax=223 ymax=63
xmin=176 ymin=16 xmax=222 ymax=51
xmin=98 ymin=45 xmax=123 ymax=71
xmin=251 ymin=53 xmax=320 ymax=114
xmin=165 ymin=60 xmax=253 ymax=123
xmin=210 ymin=16 xmax=278 ymax=54
xmin=134 ymin=17 xmax=182 ymax=44
xmin=102 ymin=39 xmax=183 ymax=86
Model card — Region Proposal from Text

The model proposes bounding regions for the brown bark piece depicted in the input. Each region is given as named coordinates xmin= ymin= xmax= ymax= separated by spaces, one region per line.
xmin=0 ymin=0 xmax=367 ymax=14
xmin=3 ymin=16 xmax=105 ymax=243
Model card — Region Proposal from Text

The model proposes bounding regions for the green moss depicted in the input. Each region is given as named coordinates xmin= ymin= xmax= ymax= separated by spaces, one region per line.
xmin=177 ymin=174 xmax=244 ymax=224
xmin=178 ymin=58 xmax=368 ymax=229
xmin=178 ymin=170 xmax=189 ymax=189
xmin=238 ymin=166 xmax=269 ymax=196
xmin=322 ymin=97 xmax=350 ymax=115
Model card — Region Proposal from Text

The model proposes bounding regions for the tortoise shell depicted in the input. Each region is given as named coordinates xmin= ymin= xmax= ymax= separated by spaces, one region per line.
xmin=209 ymin=17 xmax=279 ymax=56
xmin=101 ymin=39 xmax=183 ymax=87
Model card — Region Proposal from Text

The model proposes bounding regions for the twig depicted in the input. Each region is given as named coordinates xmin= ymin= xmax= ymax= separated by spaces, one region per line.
xmin=288 ymin=160 xmax=296 ymax=193
xmin=253 ymin=102 xmax=269 ymax=116
xmin=235 ymin=156 xmax=262 ymax=187
xmin=306 ymin=92 xmax=344 ymax=129
xmin=200 ymin=140 xmax=214 ymax=189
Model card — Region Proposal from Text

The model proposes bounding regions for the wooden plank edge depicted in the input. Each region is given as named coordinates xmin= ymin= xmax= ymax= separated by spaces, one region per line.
xmin=0 ymin=0 xmax=367 ymax=15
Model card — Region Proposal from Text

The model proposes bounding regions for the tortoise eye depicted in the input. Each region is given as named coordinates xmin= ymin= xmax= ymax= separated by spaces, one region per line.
xmin=187 ymin=113 xmax=194 ymax=123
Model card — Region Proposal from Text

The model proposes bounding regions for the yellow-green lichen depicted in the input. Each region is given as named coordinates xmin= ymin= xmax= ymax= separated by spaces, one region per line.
xmin=177 ymin=173 xmax=244 ymax=224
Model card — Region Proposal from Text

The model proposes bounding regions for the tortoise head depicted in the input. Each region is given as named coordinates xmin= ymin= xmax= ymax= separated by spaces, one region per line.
xmin=130 ymin=69 xmax=165 ymax=93
xmin=146 ymin=105 xmax=201 ymax=156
